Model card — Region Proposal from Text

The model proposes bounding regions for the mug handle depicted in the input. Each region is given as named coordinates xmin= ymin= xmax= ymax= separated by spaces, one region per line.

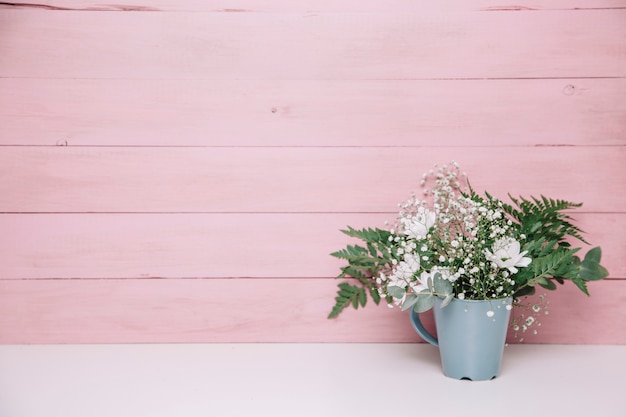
xmin=409 ymin=308 xmax=439 ymax=346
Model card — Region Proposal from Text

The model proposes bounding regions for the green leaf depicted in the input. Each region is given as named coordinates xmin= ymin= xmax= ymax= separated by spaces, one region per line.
xmin=571 ymin=277 xmax=590 ymax=296
xmin=359 ymin=288 xmax=367 ymax=307
xmin=530 ymin=222 xmax=542 ymax=233
xmin=538 ymin=278 xmax=557 ymax=290
xmin=579 ymin=261 xmax=609 ymax=281
xmin=579 ymin=247 xmax=609 ymax=281
xmin=433 ymin=274 xmax=453 ymax=296
xmin=327 ymin=282 xmax=366 ymax=319
xmin=513 ymin=285 xmax=536 ymax=298
xmin=413 ymin=292 xmax=435 ymax=313
xmin=440 ymin=294 xmax=454 ymax=308
xmin=583 ymin=247 xmax=602 ymax=264
xmin=369 ymin=287 xmax=381 ymax=305
xmin=401 ymin=294 xmax=419 ymax=311
xmin=367 ymin=242 xmax=378 ymax=257
xmin=328 ymin=296 xmax=352 ymax=319
xmin=387 ymin=285 xmax=406 ymax=300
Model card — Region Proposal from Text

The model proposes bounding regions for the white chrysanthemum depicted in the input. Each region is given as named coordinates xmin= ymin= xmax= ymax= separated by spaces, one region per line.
xmin=390 ymin=253 xmax=421 ymax=286
xmin=401 ymin=208 xmax=436 ymax=240
xmin=485 ymin=237 xmax=532 ymax=274
xmin=411 ymin=271 xmax=431 ymax=294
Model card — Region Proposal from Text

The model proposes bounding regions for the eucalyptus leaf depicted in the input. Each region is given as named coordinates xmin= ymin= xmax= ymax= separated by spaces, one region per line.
xmin=579 ymin=261 xmax=609 ymax=281
xmin=413 ymin=293 xmax=435 ymax=313
xmin=433 ymin=275 xmax=453 ymax=296
xmin=427 ymin=275 xmax=434 ymax=291
xmin=440 ymin=294 xmax=454 ymax=308
xmin=387 ymin=285 xmax=406 ymax=300
xmin=401 ymin=294 xmax=419 ymax=311
xmin=583 ymin=247 xmax=602 ymax=264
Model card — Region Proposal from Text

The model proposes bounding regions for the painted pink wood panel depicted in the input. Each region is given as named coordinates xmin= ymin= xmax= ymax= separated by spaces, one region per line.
xmin=0 ymin=147 xmax=623 ymax=213
xmin=0 ymin=278 xmax=622 ymax=344
xmin=0 ymin=213 xmax=621 ymax=279
xmin=2 ymin=78 xmax=624 ymax=147
xmin=0 ymin=4 xmax=623 ymax=345
xmin=1 ymin=10 xmax=625 ymax=79
xmin=3 ymin=0 xmax=625 ymax=12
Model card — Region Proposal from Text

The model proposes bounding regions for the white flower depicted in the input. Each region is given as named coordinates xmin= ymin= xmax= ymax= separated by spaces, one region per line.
xmin=393 ymin=253 xmax=421 ymax=281
xmin=433 ymin=266 xmax=457 ymax=282
xmin=402 ymin=209 xmax=436 ymax=240
xmin=485 ymin=237 xmax=532 ymax=274
xmin=411 ymin=271 xmax=432 ymax=293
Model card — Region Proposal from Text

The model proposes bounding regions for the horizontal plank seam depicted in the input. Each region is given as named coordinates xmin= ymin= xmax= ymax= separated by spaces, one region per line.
xmin=1 ymin=4 xmax=625 ymax=12
xmin=1 ymin=144 xmax=625 ymax=149
xmin=0 ymin=2 xmax=160 ymax=11
xmin=0 ymin=276 xmax=336 ymax=280
xmin=483 ymin=7 xmax=626 ymax=11
xmin=1 ymin=276 xmax=624 ymax=281
xmin=1 ymin=76 xmax=625 ymax=81
xmin=0 ymin=211 xmax=620 ymax=215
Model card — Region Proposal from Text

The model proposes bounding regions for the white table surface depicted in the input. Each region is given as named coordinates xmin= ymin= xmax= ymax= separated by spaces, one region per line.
xmin=0 ymin=343 xmax=624 ymax=417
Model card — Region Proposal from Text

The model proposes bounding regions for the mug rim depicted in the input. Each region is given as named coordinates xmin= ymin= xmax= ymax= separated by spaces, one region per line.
xmin=442 ymin=296 xmax=513 ymax=304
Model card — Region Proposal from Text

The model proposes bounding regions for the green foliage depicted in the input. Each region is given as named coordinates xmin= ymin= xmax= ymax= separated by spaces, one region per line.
xmin=327 ymin=165 xmax=610 ymax=321
xmin=399 ymin=274 xmax=452 ymax=313
xmin=433 ymin=272 xmax=453 ymax=297
xmin=413 ymin=292 xmax=436 ymax=313
xmin=503 ymin=195 xmax=587 ymax=247
xmin=502 ymin=195 xmax=608 ymax=297
xmin=328 ymin=227 xmax=391 ymax=318
xmin=327 ymin=283 xmax=369 ymax=319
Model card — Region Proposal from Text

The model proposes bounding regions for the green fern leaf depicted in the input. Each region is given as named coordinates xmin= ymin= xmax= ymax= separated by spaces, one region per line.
xmin=571 ymin=277 xmax=590 ymax=296
xmin=328 ymin=282 xmax=368 ymax=318
xmin=369 ymin=287 xmax=381 ymax=305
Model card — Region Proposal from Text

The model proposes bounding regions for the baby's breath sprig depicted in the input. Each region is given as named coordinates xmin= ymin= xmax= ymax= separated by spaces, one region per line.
xmin=328 ymin=161 xmax=608 ymax=323
xmin=511 ymin=294 xmax=550 ymax=342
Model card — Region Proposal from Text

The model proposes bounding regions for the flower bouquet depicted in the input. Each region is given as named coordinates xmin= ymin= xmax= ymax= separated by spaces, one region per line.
xmin=328 ymin=161 xmax=608 ymax=331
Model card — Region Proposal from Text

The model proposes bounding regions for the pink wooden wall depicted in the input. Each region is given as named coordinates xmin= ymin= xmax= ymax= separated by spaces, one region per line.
xmin=0 ymin=0 xmax=624 ymax=344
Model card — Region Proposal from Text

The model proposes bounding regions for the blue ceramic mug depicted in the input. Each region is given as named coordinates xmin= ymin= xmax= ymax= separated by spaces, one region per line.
xmin=410 ymin=297 xmax=513 ymax=381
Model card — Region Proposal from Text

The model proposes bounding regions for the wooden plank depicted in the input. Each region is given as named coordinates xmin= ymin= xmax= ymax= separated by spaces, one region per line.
xmin=0 ymin=213 xmax=621 ymax=279
xmin=0 ymin=146 xmax=624 ymax=213
xmin=1 ymin=10 xmax=624 ymax=79
xmin=1 ymin=0 xmax=624 ymax=12
xmin=2 ymin=78 xmax=624 ymax=147
xmin=0 ymin=277 xmax=622 ymax=343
